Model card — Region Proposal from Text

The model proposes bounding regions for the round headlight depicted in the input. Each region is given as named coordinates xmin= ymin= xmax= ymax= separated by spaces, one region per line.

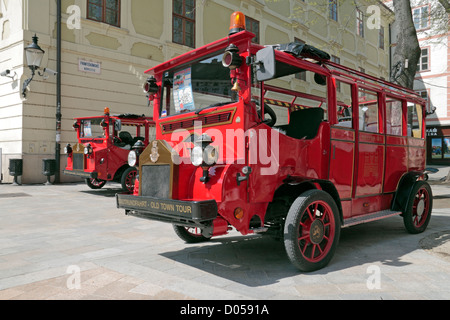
xmin=84 ymin=144 xmax=92 ymax=155
xmin=64 ymin=144 xmax=72 ymax=154
xmin=191 ymin=146 xmax=203 ymax=166
xmin=203 ymin=145 xmax=219 ymax=165
xmin=128 ymin=150 xmax=137 ymax=167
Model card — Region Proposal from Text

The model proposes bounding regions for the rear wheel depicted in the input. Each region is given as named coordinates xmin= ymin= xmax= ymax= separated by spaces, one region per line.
xmin=86 ymin=178 xmax=106 ymax=189
xmin=403 ymin=181 xmax=432 ymax=234
xmin=284 ymin=189 xmax=340 ymax=272
xmin=173 ymin=225 xmax=211 ymax=243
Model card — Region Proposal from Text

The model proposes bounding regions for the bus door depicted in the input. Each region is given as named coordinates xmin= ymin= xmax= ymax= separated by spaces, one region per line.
xmin=384 ymin=95 xmax=408 ymax=194
xmin=353 ymin=87 xmax=385 ymax=215
xmin=329 ymin=79 xmax=357 ymax=220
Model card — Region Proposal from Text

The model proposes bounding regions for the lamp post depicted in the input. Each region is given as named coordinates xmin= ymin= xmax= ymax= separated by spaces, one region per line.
xmin=22 ymin=34 xmax=45 ymax=98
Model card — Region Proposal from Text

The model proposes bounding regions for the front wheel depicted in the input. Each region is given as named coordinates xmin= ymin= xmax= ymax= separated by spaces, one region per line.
xmin=284 ymin=190 xmax=341 ymax=272
xmin=173 ymin=225 xmax=211 ymax=243
xmin=86 ymin=178 xmax=106 ymax=189
xmin=403 ymin=181 xmax=433 ymax=234
xmin=121 ymin=167 xmax=138 ymax=193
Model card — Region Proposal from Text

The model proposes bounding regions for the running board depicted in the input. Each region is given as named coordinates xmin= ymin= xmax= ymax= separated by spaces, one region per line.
xmin=343 ymin=210 xmax=402 ymax=228
xmin=249 ymin=227 xmax=268 ymax=234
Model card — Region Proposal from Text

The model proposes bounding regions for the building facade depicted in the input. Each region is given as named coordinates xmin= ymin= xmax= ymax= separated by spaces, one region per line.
xmin=385 ymin=0 xmax=450 ymax=165
xmin=0 ymin=0 xmax=393 ymax=183
xmin=411 ymin=0 xmax=450 ymax=165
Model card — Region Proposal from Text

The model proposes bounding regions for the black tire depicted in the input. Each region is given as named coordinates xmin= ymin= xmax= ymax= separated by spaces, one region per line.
xmin=173 ymin=225 xmax=210 ymax=243
xmin=284 ymin=189 xmax=340 ymax=272
xmin=402 ymin=181 xmax=432 ymax=234
xmin=121 ymin=167 xmax=138 ymax=193
xmin=85 ymin=178 xmax=106 ymax=189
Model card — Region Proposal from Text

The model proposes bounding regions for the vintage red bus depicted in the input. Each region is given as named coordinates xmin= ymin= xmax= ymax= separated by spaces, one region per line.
xmin=116 ymin=12 xmax=432 ymax=271
xmin=64 ymin=108 xmax=155 ymax=193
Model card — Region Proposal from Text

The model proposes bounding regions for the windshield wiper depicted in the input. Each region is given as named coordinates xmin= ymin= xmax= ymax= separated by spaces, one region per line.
xmin=195 ymin=101 xmax=230 ymax=115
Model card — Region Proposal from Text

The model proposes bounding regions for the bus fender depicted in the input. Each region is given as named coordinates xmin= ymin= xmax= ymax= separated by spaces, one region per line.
xmin=266 ymin=180 xmax=343 ymax=225
xmin=391 ymin=171 xmax=423 ymax=212
xmin=315 ymin=180 xmax=344 ymax=225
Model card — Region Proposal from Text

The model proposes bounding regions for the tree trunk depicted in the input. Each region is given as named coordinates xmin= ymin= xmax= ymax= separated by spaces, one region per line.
xmin=437 ymin=0 xmax=450 ymax=13
xmin=390 ymin=0 xmax=421 ymax=89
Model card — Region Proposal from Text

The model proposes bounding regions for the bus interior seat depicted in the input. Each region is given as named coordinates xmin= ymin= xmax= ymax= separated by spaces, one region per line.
xmin=286 ymin=108 xmax=324 ymax=139
xmin=119 ymin=131 xmax=134 ymax=146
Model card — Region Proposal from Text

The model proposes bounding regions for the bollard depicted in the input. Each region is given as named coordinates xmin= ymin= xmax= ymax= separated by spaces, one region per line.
xmin=9 ymin=159 xmax=23 ymax=185
xmin=42 ymin=159 xmax=56 ymax=185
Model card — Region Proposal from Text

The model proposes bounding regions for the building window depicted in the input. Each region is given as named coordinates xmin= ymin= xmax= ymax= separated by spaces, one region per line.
xmin=417 ymin=48 xmax=429 ymax=71
xmin=331 ymin=55 xmax=341 ymax=91
xmin=245 ymin=16 xmax=260 ymax=44
xmin=294 ymin=38 xmax=306 ymax=81
xmin=416 ymin=90 xmax=428 ymax=101
xmin=87 ymin=0 xmax=120 ymax=27
xmin=173 ymin=0 xmax=196 ymax=48
xmin=379 ymin=26 xmax=385 ymax=49
xmin=329 ymin=0 xmax=338 ymax=21
xmin=356 ymin=8 xmax=364 ymax=37
xmin=416 ymin=89 xmax=429 ymax=110
xmin=413 ymin=5 xmax=429 ymax=30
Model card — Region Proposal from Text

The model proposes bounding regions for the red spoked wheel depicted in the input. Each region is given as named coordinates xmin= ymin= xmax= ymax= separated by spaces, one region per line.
xmin=85 ymin=178 xmax=106 ymax=189
xmin=121 ymin=167 xmax=138 ymax=193
xmin=173 ymin=225 xmax=211 ymax=243
xmin=284 ymin=189 xmax=340 ymax=272
xmin=403 ymin=181 xmax=433 ymax=234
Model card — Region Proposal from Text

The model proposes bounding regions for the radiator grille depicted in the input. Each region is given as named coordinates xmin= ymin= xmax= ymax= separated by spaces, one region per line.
xmin=141 ymin=165 xmax=171 ymax=198
xmin=161 ymin=111 xmax=232 ymax=133
xmin=73 ymin=154 xmax=84 ymax=171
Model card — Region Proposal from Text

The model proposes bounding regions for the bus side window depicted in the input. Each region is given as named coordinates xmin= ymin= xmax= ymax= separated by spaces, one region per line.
xmin=358 ymin=88 xmax=379 ymax=133
xmin=408 ymin=103 xmax=423 ymax=138
xmin=386 ymin=98 xmax=403 ymax=136
xmin=335 ymin=81 xmax=354 ymax=129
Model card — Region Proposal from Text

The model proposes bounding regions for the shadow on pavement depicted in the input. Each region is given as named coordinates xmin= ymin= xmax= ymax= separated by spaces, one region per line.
xmin=160 ymin=214 xmax=450 ymax=287
xmin=79 ymin=182 xmax=128 ymax=197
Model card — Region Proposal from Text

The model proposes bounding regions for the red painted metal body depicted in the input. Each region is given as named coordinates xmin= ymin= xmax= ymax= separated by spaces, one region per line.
xmin=64 ymin=112 xmax=155 ymax=191
xmin=117 ymin=29 xmax=429 ymax=250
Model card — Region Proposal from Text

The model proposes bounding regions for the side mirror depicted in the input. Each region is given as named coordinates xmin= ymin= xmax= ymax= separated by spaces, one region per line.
xmin=255 ymin=46 xmax=276 ymax=82
xmin=115 ymin=119 xmax=122 ymax=131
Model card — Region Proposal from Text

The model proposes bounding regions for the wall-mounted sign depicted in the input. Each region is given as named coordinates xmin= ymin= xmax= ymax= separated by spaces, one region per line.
xmin=78 ymin=59 xmax=101 ymax=74
xmin=426 ymin=128 xmax=438 ymax=136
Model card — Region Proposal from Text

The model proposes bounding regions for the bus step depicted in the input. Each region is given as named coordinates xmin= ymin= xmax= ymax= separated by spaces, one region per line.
xmin=343 ymin=209 xmax=402 ymax=228
xmin=250 ymin=227 xmax=268 ymax=234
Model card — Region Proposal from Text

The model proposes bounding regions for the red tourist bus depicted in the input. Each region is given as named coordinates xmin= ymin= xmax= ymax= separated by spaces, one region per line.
xmin=116 ymin=12 xmax=432 ymax=271
xmin=64 ymin=108 xmax=155 ymax=192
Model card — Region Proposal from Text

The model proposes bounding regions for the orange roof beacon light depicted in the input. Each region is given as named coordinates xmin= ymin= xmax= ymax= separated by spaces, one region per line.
xmin=229 ymin=11 xmax=246 ymax=35
xmin=104 ymin=107 xmax=110 ymax=115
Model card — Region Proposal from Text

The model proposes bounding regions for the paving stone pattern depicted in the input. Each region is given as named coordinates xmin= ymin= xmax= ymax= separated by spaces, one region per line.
xmin=1 ymin=178 xmax=450 ymax=301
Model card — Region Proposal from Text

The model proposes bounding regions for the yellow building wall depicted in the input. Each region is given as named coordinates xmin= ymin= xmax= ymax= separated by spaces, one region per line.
xmin=0 ymin=0 xmax=394 ymax=183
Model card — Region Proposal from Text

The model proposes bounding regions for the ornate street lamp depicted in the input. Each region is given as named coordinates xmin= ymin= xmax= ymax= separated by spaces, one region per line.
xmin=22 ymin=34 xmax=45 ymax=98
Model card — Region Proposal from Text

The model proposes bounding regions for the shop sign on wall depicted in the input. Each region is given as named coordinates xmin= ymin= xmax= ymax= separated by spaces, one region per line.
xmin=426 ymin=128 xmax=438 ymax=136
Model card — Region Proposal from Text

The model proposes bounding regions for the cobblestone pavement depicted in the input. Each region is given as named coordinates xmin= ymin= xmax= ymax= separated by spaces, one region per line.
xmin=0 ymin=174 xmax=450 ymax=303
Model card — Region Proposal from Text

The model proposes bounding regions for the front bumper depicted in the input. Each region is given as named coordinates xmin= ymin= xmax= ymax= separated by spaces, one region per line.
xmin=63 ymin=169 xmax=98 ymax=179
xmin=116 ymin=193 xmax=218 ymax=227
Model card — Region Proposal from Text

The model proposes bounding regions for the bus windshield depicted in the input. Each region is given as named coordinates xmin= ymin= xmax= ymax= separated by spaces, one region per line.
xmin=160 ymin=52 xmax=234 ymax=118
xmin=80 ymin=118 xmax=105 ymax=139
